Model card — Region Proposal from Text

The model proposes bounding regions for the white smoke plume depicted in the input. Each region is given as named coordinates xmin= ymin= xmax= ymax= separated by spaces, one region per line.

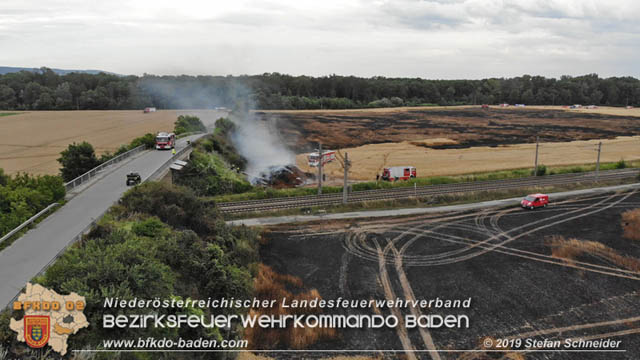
xmin=138 ymin=75 xmax=297 ymax=182
xmin=230 ymin=111 xmax=296 ymax=182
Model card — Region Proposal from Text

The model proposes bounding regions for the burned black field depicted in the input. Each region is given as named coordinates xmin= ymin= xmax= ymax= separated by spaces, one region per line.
xmin=256 ymin=108 xmax=640 ymax=152
xmin=261 ymin=190 xmax=640 ymax=359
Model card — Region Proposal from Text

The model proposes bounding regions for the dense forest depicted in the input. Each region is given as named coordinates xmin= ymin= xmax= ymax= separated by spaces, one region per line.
xmin=0 ymin=68 xmax=639 ymax=110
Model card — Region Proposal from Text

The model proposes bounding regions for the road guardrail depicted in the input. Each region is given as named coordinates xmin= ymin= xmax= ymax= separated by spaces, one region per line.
xmin=0 ymin=203 xmax=61 ymax=246
xmin=64 ymin=145 xmax=146 ymax=192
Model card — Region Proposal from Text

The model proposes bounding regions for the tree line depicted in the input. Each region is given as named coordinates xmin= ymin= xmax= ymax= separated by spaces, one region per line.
xmin=1 ymin=68 xmax=639 ymax=110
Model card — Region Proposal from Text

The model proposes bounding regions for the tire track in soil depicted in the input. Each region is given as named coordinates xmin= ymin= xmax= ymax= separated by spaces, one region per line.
xmin=343 ymin=193 xmax=620 ymax=265
xmin=373 ymin=237 xmax=418 ymax=360
xmin=338 ymin=191 xmax=638 ymax=358
xmin=391 ymin=241 xmax=442 ymax=360
xmin=391 ymin=190 xmax=632 ymax=267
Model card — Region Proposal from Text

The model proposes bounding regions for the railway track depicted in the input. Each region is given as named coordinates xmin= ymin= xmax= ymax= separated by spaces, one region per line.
xmin=217 ymin=168 xmax=639 ymax=213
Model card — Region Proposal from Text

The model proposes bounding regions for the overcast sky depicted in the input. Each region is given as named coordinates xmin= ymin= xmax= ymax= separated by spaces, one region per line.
xmin=1 ymin=0 xmax=639 ymax=79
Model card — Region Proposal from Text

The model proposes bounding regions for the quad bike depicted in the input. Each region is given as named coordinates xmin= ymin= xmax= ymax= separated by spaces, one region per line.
xmin=126 ymin=172 xmax=142 ymax=186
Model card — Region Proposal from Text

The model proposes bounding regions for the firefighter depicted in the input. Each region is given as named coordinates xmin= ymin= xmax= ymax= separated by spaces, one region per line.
xmin=171 ymin=148 xmax=176 ymax=156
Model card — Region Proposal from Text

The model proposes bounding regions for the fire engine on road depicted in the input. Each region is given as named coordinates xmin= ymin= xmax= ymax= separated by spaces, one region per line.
xmin=155 ymin=132 xmax=176 ymax=150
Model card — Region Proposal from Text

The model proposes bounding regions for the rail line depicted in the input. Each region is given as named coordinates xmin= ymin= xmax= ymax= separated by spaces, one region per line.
xmin=218 ymin=168 xmax=639 ymax=213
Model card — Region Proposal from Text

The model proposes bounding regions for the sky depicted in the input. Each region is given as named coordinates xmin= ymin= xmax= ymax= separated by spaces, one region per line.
xmin=1 ymin=0 xmax=639 ymax=79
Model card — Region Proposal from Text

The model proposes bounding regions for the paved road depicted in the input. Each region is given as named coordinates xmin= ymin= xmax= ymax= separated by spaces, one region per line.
xmin=0 ymin=134 xmax=203 ymax=308
xmin=227 ymin=182 xmax=640 ymax=227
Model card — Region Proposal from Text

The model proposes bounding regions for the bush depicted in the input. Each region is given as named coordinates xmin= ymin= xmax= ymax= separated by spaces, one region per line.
xmin=119 ymin=182 xmax=213 ymax=234
xmin=0 ymin=172 xmax=65 ymax=238
xmin=615 ymin=159 xmax=627 ymax=169
xmin=174 ymin=115 xmax=206 ymax=135
xmin=131 ymin=216 xmax=167 ymax=237
xmin=129 ymin=133 xmax=156 ymax=149
xmin=175 ymin=150 xmax=251 ymax=196
xmin=532 ymin=164 xmax=547 ymax=176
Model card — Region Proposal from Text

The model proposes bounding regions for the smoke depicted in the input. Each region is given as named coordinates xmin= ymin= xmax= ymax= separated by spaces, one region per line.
xmin=230 ymin=111 xmax=296 ymax=182
xmin=138 ymin=75 xmax=297 ymax=182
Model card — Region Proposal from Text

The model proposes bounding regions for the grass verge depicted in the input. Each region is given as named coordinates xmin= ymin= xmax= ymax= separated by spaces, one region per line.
xmin=223 ymin=178 xmax=637 ymax=221
xmin=213 ymin=160 xmax=639 ymax=203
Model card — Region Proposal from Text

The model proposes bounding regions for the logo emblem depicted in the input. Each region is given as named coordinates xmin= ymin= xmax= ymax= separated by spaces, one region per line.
xmin=24 ymin=316 xmax=50 ymax=348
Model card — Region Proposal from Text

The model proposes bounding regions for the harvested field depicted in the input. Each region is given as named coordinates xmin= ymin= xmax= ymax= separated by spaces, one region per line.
xmin=525 ymin=105 xmax=640 ymax=117
xmin=296 ymin=136 xmax=640 ymax=181
xmin=257 ymin=106 xmax=640 ymax=152
xmin=0 ymin=110 xmax=223 ymax=175
xmin=258 ymin=190 xmax=640 ymax=358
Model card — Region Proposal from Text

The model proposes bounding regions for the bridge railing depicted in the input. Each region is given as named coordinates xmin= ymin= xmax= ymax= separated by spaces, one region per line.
xmin=64 ymin=145 xmax=147 ymax=192
xmin=0 ymin=203 xmax=61 ymax=246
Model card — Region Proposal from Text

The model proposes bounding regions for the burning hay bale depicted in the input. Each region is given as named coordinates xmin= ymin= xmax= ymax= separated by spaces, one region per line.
xmin=253 ymin=165 xmax=312 ymax=188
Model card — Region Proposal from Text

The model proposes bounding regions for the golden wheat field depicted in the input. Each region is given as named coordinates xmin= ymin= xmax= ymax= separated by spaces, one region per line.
xmin=296 ymin=136 xmax=640 ymax=181
xmin=0 ymin=110 xmax=222 ymax=175
xmin=524 ymin=105 xmax=640 ymax=117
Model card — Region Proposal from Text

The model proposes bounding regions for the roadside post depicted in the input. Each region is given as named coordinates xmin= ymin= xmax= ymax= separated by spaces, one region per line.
xmin=343 ymin=152 xmax=350 ymax=204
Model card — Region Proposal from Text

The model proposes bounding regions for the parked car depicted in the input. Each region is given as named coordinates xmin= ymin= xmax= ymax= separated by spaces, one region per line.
xmin=126 ymin=172 xmax=141 ymax=186
xmin=521 ymin=193 xmax=549 ymax=209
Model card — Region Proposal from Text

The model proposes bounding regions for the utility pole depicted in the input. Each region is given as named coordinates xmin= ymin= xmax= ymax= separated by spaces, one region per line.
xmin=534 ymin=136 xmax=539 ymax=176
xmin=317 ymin=143 xmax=323 ymax=195
xmin=596 ymin=141 xmax=602 ymax=182
xmin=342 ymin=152 xmax=350 ymax=204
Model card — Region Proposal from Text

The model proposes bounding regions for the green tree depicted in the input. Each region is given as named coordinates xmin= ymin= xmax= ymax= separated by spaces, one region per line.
xmin=0 ymin=85 xmax=16 ymax=109
xmin=34 ymin=90 xmax=54 ymax=109
xmin=23 ymin=81 xmax=42 ymax=109
xmin=54 ymin=82 xmax=73 ymax=109
xmin=57 ymin=142 xmax=101 ymax=181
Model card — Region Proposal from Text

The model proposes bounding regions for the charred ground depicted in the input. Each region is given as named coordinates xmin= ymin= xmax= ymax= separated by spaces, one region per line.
xmin=256 ymin=108 xmax=640 ymax=152
xmin=259 ymin=190 xmax=640 ymax=359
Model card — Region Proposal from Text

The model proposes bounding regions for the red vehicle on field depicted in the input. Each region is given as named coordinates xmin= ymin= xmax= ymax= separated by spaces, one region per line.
xmin=307 ymin=150 xmax=336 ymax=167
xmin=155 ymin=132 xmax=176 ymax=150
xmin=521 ymin=193 xmax=549 ymax=209
xmin=381 ymin=166 xmax=416 ymax=181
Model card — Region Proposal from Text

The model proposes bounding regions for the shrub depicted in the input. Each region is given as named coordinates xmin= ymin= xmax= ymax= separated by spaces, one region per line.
xmin=615 ymin=159 xmax=627 ymax=169
xmin=131 ymin=216 xmax=167 ymax=237
xmin=174 ymin=115 xmax=206 ymax=135
xmin=119 ymin=182 xmax=213 ymax=234
xmin=0 ymin=172 xmax=65 ymax=238
xmin=129 ymin=133 xmax=156 ymax=149
xmin=532 ymin=164 xmax=547 ymax=176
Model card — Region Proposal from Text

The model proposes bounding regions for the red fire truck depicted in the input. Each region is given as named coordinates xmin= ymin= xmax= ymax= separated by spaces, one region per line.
xmin=307 ymin=150 xmax=336 ymax=167
xmin=381 ymin=166 xmax=416 ymax=181
xmin=155 ymin=132 xmax=176 ymax=150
